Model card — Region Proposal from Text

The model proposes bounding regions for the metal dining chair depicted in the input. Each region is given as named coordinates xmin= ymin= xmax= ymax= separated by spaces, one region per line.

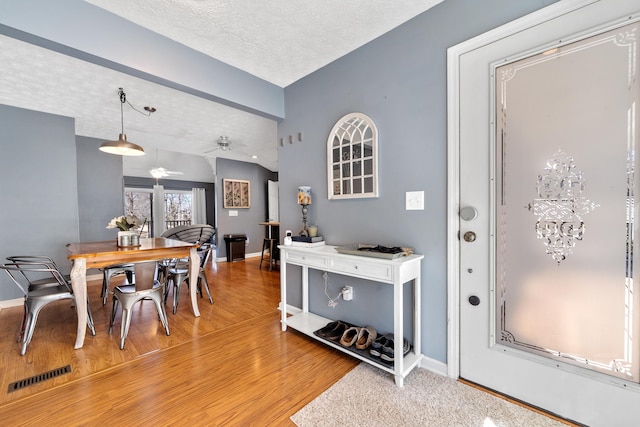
xmin=109 ymin=261 xmax=170 ymax=350
xmin=6 ymin=255 xmax=71 ymax=290
xmin=100 ymin=264 xmax=135 ymax=305
xmin=1 ymin=262 xmax=96 ymax=355
xmin=165 ymin=243 xmax=214 ymax=314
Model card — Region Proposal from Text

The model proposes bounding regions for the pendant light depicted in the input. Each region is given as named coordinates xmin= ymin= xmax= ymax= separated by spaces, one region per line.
xmin=99 ymin=88 xmax=145 ymax=156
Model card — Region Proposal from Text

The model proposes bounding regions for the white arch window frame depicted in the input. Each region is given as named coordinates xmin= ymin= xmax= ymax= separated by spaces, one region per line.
xmin=326 ymin=112 xmax=379 ymax=200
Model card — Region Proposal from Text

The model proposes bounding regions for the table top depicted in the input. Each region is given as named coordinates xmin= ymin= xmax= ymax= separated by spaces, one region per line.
xmin=259 ymin=221 xmax=280 ymax=226
xmin=66 ymin=237 xmax=197 ymax=269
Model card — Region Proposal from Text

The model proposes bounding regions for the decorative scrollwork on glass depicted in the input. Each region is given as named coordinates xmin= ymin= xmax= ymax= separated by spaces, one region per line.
xmin=501 ymin=330 xmax=515 ymax=343
xmin=526 ymin=149 xmax=599 ymax=264
xmin=611 ymin=359 xmax=633 ymax=377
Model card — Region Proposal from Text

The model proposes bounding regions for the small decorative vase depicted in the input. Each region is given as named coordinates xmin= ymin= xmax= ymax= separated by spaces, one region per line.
xmin=117 ymin=230 xmax=140 ymax=247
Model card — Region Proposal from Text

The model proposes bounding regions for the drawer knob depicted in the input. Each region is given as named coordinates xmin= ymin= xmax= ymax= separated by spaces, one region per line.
xmin=354 ymin=265 xmax=359 ymax=269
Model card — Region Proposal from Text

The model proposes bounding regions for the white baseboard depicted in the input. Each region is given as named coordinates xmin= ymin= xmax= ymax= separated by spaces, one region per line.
xmin=0 ymin=298 xmax=23 ymax=309
xmin=214 ymin=251 xmax=262 ymax=263
xmin=419 ymin=355 xmax=449 ymax=377
xmin=280 ymin=302 xmax=302 ymax=315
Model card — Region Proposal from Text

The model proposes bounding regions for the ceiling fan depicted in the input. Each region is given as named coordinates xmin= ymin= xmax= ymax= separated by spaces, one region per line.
xmin=205 ymin=135 xmax=232 ymax=154
xmin=149 ymin=149 xmax=184 ymax=179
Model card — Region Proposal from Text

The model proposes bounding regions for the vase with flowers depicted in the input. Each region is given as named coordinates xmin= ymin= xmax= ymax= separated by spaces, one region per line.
xmin=107 ymin=215 xmax=144 ymax=247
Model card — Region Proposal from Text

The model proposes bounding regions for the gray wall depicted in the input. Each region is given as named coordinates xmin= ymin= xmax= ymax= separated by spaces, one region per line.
xmin=76 ymin=136 xmax=125 ymax=242
xmin=216 ymin=158 xmax=277 ymax=259
xmin=277 ymin=0 xmax=559 ymax=364
xmin=0 ymin=105 xmax=79 ymax=300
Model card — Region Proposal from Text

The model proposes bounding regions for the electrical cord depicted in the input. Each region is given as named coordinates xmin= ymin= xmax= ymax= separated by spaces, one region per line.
xmin=323 ymin=271 xmax=342 ymax=308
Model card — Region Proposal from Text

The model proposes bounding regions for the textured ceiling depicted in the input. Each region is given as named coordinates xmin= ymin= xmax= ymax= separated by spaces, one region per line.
xmin=85 ymin=0 xmax=444 ymax=87
xmin=1 ymin=1 xmax=443 ymax=174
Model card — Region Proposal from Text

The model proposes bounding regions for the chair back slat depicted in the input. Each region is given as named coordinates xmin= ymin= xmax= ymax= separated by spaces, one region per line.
xmin=133 ymin=262 xmax=158 ymax=290
xmin=1 ymin=262 xmax=70 ymax=294
xmin=161 ymin=224 xmax=215 ymax=244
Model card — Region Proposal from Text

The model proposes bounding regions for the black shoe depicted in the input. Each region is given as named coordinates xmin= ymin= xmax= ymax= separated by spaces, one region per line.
xmin=316 ymin=320 xmax=342 ymax=338
xmin=325 ymin=322 xmax=348 ymax=340
xmin=369 ymin=333 xmax=393 ymax=357
xmin=380 ymin=337 xmax=410 ymax=362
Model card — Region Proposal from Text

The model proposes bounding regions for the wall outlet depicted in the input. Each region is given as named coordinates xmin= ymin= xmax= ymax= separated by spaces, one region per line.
xmin=342 ymin=286 xmax=353 ymax=301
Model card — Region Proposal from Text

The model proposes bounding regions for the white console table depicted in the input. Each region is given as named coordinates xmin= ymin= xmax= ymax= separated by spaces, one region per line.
xmin=279 ymin=244 xmax=424 ymax=387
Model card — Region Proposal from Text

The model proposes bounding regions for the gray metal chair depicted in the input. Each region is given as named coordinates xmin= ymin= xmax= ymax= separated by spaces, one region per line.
xmin=109 ymin=262 xmax=170 ymax=350
xmin=165 ymin=243 xmax=214 ymax=314
xmin=1 ymin=262 xmax=96 ymax=355
xmin=158 ymin=224 xmax=215 ymax=290
xmin=160 ymin=224 xmax=215 ymax=245
xmin=6 ymin=255 xmax=71 ymax=289
xmin=100 ymin=264 xmax=135 ymax=305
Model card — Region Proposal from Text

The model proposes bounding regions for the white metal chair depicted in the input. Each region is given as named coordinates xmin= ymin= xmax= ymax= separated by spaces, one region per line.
xmin=109 ymin=262 xmax=170 ymax=350
xmin=1 ymin=262 xmax=96 ymax=355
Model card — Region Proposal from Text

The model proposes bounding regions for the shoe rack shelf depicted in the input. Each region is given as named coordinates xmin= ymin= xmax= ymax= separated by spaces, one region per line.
xmin=279 ymin=244 xmax=424 ymax=387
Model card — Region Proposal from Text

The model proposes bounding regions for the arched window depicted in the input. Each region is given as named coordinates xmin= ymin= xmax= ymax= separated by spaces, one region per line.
xmin=326 ymin=112 xmax=378 ymax=199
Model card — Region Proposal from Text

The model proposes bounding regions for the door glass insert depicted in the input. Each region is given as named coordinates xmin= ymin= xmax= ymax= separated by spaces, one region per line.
xmin=495 ymin=22 xmax=640 ymax=382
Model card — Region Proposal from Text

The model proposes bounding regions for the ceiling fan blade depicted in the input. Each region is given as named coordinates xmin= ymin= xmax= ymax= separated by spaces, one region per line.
xmin=150 ymin=167 xmax=184 ymax=178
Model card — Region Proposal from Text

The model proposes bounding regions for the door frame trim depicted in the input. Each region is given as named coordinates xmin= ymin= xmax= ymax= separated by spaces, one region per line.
xmin=445 ymin=0 xmax=598 ymax=380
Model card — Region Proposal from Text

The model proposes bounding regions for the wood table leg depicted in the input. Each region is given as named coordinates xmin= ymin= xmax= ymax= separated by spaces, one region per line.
xmin=189 ymin=246 xmax=201 ymax=317
xmin=69 ymin=257 xmax=87 ymax=349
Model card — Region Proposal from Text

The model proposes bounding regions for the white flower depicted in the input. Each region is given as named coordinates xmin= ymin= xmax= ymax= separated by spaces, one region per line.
xmin=106 ymin=215 xmax=143 ymax=231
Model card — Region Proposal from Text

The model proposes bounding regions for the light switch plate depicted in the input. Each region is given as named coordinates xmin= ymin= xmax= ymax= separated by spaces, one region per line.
xmin=406 ymin=191 xmax=424 ymax=210
xmin=229 ymin=210 xmax=238 ymax=216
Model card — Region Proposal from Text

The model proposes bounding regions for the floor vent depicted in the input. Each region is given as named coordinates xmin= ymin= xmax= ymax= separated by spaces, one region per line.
xmin=8 ymin=364 xmax=72 ymax=393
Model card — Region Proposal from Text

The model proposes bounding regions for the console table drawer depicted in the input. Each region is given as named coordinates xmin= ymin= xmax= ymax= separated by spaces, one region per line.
xmin=330 ymin=258 xmax=392 ymax=281
xmin=285 ymin=251 xmax=328 ymax=268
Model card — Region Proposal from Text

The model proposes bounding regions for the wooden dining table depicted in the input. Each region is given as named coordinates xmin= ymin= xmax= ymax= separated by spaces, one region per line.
xmin=66 ymin=237 xmax=200 ymax=349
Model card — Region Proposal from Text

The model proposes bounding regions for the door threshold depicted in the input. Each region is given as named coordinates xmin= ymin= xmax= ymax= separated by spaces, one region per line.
xmin=458 ymin=378 xmax=584 ymax=427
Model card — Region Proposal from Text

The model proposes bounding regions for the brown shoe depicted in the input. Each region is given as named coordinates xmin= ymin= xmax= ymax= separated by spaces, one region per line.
xmin=339 ymin=326 xmax=361 ymax=347
xmin=355 ymin=326 xmax=377 ymax=350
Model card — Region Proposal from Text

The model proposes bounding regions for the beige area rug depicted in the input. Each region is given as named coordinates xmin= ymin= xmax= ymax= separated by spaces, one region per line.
xmin=291 ymin=363 xmax=567 ymax=427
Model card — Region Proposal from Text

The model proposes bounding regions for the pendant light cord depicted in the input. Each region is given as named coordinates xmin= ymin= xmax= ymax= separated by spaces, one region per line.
xmin=118 ymin=87 xmax=153 ymax=118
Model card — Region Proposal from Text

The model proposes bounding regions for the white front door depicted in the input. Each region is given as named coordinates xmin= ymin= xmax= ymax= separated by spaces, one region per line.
xmin=453 ymin=1 xmax=640 ymax=425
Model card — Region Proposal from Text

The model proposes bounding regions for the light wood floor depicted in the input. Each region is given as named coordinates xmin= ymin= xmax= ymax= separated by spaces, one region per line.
xmin=0 ymin=256 xmax=358 ymax=425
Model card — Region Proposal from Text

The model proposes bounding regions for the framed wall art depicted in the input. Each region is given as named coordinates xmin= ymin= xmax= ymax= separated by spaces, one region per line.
xmin=223 ymin=179 xmax=251 ymax=208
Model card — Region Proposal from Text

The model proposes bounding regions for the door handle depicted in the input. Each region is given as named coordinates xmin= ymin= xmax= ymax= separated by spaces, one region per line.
xmin=463 ymin=231 xmax=477 ymax=242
